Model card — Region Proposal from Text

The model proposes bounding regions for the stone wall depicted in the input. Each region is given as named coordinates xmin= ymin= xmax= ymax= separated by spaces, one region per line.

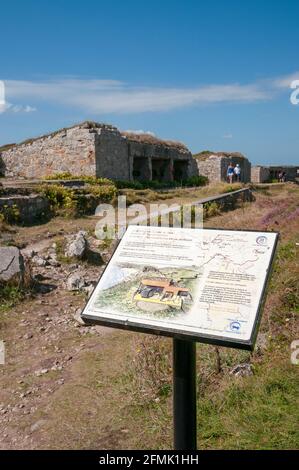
xmin=195 ymin=156 xmax=222 ymax=183
xmin=127 ymin=139 xmax=195 ymax=181
xmin=0 ymin=194 xmax=50 ymax=224
xmin=251 ymin=165 xmax=299 ymax=183
xmin=0 ymin=123 xmax=98 ymax=178
xmin=251 ymin=166 xmax=270 ymax=183
xmin=0 ymin=122 xmax=196 ymax=182
xmin=196 ymin=154 xmax=251 ymax=183
xmin=220 ymin=156 xmax=251 ymax=183
xmin=95 ymin=127 xmax=130 ymax=180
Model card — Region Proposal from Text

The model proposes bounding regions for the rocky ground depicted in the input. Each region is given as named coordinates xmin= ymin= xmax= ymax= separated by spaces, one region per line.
xmin=0 ymin=184 xmax=298 ymax=449
xmin=0 ymin=226 xmax=122 ymax=449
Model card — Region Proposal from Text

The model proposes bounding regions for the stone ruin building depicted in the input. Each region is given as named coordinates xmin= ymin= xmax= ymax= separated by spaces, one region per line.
xmin=3 ymin=120 xmax=294 ymax=186
xmin=0 ymin=121 xmax=197 ymax=182
xmin=251 ymin=165 xmax=299 ymax=183
xmin=193 ymin=151 xmax=251 ymax=183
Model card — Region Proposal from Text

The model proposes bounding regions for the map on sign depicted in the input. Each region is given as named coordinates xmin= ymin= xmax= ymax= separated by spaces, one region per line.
xmin=82 ymin=226 xmax=278 ymax=349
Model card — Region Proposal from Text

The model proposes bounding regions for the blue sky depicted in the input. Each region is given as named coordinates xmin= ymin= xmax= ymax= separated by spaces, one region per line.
xmin=0 ymin=0 xmax=298 ymax=165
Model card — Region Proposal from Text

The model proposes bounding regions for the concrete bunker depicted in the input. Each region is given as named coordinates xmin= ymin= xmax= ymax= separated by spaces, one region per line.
xmin=173 ymin=160 xmax=189 ymax=181
xmin=133 ymin=157 xmax=151 ymax=181
xmin=151 ymin=158 xmax=172 ymax=181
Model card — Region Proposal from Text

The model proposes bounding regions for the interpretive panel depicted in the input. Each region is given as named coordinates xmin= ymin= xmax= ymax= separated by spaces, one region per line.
xmin=82 ymin=226 xmax=278 ymax=349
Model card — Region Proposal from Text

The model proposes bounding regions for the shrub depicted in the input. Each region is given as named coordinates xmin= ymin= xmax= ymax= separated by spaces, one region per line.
xmin=37 ymin=184 xmax=75 ymax=213
xmin=43 ymin=173 xmax=114 ymax=186
xmin=223 ymin=183 xmax=243 ymax=193
xmin=37 ymin=183 xmax=117 ymax=216
xmin=181 ymin=175 xmax=208 ymax=187
xmin=0 ymin=203 xmax=20 ymax=224
xmin=204 ymin=201 xmax=221 ymax=218
xmin=115 ymin=175 xmax=208 ymax=190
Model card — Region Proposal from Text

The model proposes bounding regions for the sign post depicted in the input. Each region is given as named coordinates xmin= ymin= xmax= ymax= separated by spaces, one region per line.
xmin=173 ymin=339 xmax=197 ymax=450
xmin=82 ymin=225 xmax=278 ymax=450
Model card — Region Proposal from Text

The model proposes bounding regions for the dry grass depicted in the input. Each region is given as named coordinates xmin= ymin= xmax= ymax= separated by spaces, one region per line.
xmin=121 ymin=131 xmax=187 ymax=151
xmin=193 ymin=150 xmax=246 ymax=161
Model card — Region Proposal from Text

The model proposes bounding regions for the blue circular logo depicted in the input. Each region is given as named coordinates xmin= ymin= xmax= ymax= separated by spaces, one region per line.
xmin=230 ymin=321 xmax=241 ymax=332
xmin=256 ymin=236 xmax=267 ymax=246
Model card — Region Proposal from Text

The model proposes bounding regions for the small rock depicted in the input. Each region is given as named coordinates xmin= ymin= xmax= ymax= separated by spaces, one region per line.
xmin=66 ymin=272 xmax=85 ymax=291
xmin=65 ymin=231 xmax=88 ymax=259
xmin=28 ymin=250 xmax=37 ymax=258
xmin=30 ymin=419 xmax=45 ymax=433
xmin=31 ymin=255 xmax=48 ymax=267
xmin=23 ymin=333 xmax=33 ymax=340
xmin=35 ymin=368 xmax=48 ymax=377
xmin=256 ymin=332 xmax=268 ymax=353
xmin=83 ymin=284 xmax=94 ymax=297
xmin=73 ymin=308 xmax=87 ymax=326
xmin=229 ymin=363 xmax=253 ymax=377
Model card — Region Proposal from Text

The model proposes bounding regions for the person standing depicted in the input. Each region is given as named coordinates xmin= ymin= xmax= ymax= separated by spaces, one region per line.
xmin=227 ymin=163 xmax=234 ymax=184
xmin=234 ymin=163 xmax=241 ymax=182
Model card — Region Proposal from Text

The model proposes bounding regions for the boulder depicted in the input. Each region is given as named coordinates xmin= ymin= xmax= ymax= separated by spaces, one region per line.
xmin=65 ymin=231 xmax=88 ymax=259
xmin=0 ymin=246 xmax=25 ymax=285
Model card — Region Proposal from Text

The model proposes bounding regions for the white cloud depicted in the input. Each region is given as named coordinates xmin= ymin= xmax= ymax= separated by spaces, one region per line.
xmin=4 ymin=103 xmax=37 ymax=113
xmin=1 ymin=72 xmax=297 ymax=115
xmin=222 ymin=133 xmax=233 ymax=139
xmin=124 ymin=129 xmax=156 ymax=136
xmin=271 ymin=71 xmax=299 ymax=89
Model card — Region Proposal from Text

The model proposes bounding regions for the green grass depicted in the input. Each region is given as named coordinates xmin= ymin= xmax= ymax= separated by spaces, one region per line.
xmin=0 ymin=284 xmax=25 ymax=313
xmin=197 ymin=362 xmax=298 ymax=449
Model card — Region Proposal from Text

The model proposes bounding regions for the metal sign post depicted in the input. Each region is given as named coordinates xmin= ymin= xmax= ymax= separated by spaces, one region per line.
xmin=173 ymin=339 xmax=197 ymax=450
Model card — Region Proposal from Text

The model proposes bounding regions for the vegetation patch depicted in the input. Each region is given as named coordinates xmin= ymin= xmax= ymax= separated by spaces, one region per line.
xmin=0 ymin=204 xmax=20 ymax=224
xmin=36 ymin=183 xmax=117 ymax=217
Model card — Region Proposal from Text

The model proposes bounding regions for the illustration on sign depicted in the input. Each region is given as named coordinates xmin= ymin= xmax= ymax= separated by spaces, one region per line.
xmin=82 ymin=225 xmax=278 ymax=349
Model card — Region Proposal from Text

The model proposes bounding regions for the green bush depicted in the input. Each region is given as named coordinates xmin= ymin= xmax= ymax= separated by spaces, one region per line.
xmin=204 ymin=201 xmax=221 ymax=218
xmin=0 ymin=203 xmax=20 ymax=224
xmin=223 ymin=183 xmax=243 ymax=193
xmin=43 ymin=173 xmax=114 ymax=186
xmin=37 ymin=183 xmax=117 ymax=216
xmin=181 ymin=175 xmax=208 ymax=187
xmin=115 ymin=175 xmax=208 ymax=190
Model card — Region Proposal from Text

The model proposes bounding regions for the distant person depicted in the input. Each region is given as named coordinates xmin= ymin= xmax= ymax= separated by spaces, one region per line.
xmin=227 ymin=163 xmax=234 ymax=184
xmin=234 ymin=163 xmax=241 ymax=182
xmin=282 ymin=171 xmax=286 ymax=182
xmin=278 ymin=171 xmax=283 ymax=182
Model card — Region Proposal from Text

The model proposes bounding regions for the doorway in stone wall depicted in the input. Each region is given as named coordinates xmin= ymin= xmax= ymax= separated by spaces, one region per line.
xmin=151 ymin=159 xmax=171 ymax=181
xmin=173 ymin=160 xmax=188 ymax=182
xmin=133 ymin=157 xmax=149 ymax=181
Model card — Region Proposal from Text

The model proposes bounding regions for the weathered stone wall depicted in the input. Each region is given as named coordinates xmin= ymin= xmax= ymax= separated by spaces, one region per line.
xmin=194 ymin=156 xmax=222 ymax=183
xmin=95 ymin=127 xmax=130 ymax=180
xmin=0 ymin=122 xmax=196 ymax=182
xmin=268 ymin=166 xmax=299 ymax=182
xmin=127 ymin=140 xmax=195 ymax=181
xmin=0 ymin=124 xmax=97 ymax=178
xmin=220 ymin=156 xmax=251 ymax=183
xmin=0 ymin=194 xmax=50 ymax=224
xmin=251 ymin=166 xmax=270 ymax=183
xmin=196 ymin=154 xmax=251 ymax=183
xmin=251 ymin=165 xmax=299 ymax=183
